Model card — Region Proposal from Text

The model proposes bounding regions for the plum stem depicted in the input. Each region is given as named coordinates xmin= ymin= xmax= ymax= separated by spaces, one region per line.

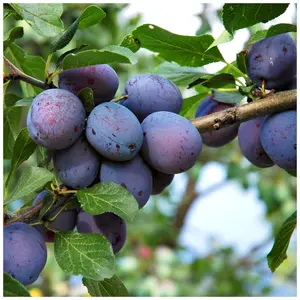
xmin=46 ymin=69 xmax=63 ymax=85
xmin=3 ymin=56 xmax=57 ymax=90
xmin=111 ymin=94 xmax=128 ymax=103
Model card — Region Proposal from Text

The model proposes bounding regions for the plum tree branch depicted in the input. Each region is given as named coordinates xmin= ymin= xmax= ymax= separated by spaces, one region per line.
xmin=3 ymin=56 xmax=56 ymax=90
xmin=191 ymin=89 xmax=297 ymax=133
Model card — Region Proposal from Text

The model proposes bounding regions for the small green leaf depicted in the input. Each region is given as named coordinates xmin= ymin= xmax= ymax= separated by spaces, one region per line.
xmin=83 ymin=275 xmax=129 ymax=297
xmin=54 ymin=232 xmax=115 ymax=280
xmin=154 ymin=62 xmax=208 ymax=86
xmin=286 ymin=169 xmax=297 ymax=177
xmin=238 ymin=84 xmax=256 ymax=96
xmin=4 ymin=26 xmax=24 ymax=50
xmin=56 ymin=44 xmax=89 ymax=68
xmin=267 ymin=211 xmax=297 ymax=272
xmin=222 ymin=4 xmax=289 ymax=34
xmin=77 ymin=182 xmax=139 ymax=222
xmin=206 ymin=30 xmax=233 ymax=51
xmin=36 ymin=145 xmax=53 ymax=169
xmin=249 ymin=23 xmax=297 ymax=44
xmin=119 ymin=34 xmax=140 ymax=53
xmin=212 ymin=88 xmax=245 ymax=104
xmin=10 ymin=3 xmax=64 ymax=37
xmin=4 ymin=93 xmax=22 ymax=107
xmin=217 ymin=61 xmax=242 ymax=78
xmin=4 ymin=272 xmax=31 ymax=297
xmin=236 ymin=50 xmax=248 ymax=74
xmin=5 ymin=128 xmax=37 ymax=190
xmin=5 ymin=167 xmax=54 ymax=204
xmin=62 ymin=46 xmax=136 ymax=70
xmin=189 ymin=73 xmax=236 ymax=89
xmin=132 ymin=24 xmax=224 ymax=67
xmin=38 ymin=191 xmax=55 ymax=219
xmin=52 ymin=5 xmax=106 ymax=52
xmin=77 ymin=88 xmax=95 ymax=112
xmin=180 ymin=92 xmax=210 ymax=119
xmin=14 ymin=97 xmax=34 ymax=107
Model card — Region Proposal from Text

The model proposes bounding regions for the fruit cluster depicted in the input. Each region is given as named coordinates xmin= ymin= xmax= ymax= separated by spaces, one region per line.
xmin=4 ymin=33 xmax=296 ymax=286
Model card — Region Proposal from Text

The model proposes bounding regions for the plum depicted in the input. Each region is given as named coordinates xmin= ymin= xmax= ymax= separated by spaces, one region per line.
xmin=151 ymin=169 xmax=174 ymax=195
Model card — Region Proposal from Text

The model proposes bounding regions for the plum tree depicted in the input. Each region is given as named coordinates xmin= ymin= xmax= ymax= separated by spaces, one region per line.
xmin=151 ymin=169 xmax=174 ymax=195
xmin=141 ymin=111 xmax=202 ymax=174
xmin=195 ymin=95 xmax=239 ymax=147
xmin=27 ymin=89 xmax=86 ymax=150
xmin=86 ymin=102 xmax=143 ymax=161
xmin=76 ymin=211 xmax=127 ymax=254
xmin=4 ymin=222 xmax=47 ymax=285
xmin=238 ymin=117 xmax=274 ymax=168
xmin=260 ymin=110 xmax=296 ymax=171
xmin=59 ymin=64 xmax=119 ymax=105
xmin=247 ymin=33 xmax=296 ymax=90
xmin=100 ymin=155 xmax=152 ymax=208
xmin=120 ymin=74 xmax=183 ymax=121
xmin=53 ymin=136 xmax=101 ymax=189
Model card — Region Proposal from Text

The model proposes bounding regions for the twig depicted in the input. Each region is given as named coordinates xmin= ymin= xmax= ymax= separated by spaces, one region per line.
xmin=3 ymin=56 xmax=56 ymax=90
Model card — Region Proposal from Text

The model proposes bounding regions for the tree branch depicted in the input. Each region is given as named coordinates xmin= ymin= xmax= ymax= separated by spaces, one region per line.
xmin=3 ymin=56 xmax=56 ymax=90
xmin=191 ymin=90 xmax=296 ymax=133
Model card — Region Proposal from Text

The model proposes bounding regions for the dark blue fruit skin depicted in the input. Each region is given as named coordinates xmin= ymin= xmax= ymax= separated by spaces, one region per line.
xmin=27 ymin=89 xmax=86 ymax=150
xmin=86 ymin=102 xmax=143 ymax=161
xmin=4 ymin=222 xmax=47 ymax=285
xmin=247 ymin=33 xmax=296 ymax=90
xmin=59 ymin=64 xmax=119 ymax=105
xmin=238 ymin=117 xmax=274 ymax=168
xmin=260 ymin=110 xmax=296 ymax=171
xmin=100 ymin=155 xmax=152 ymax=208
xmin=151 ymin=169 xmax=174 ymax=195
xmin=141 ymin=111 xmax=202 ymax=174
xmin=195 ymin=95 xmax=239 ymax=147
xmin=76 ymin=211 xmax=127 ymax=253
xmin=53 ymin=136 xmax=101 ymax=189
xmin=121 ymin=74 xmax=183 ymax=121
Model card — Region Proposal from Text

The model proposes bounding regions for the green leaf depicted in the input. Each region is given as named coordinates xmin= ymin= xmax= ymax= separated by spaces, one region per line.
xmin=62 ymin=46 xmax=136 ymax=70
xmin=222 ymin=4 xmax=289 ymax=35
xmin=4 ymin=26 xmax=24 ymax=50
xmin=36 ymin=146 xmax=53 ymax=169
xmin=267 ymin=211 xmax=297 ymax=272
xmin=154 ymin=62 xmax=208 ymax=86
xmin=14 ymin=97 xmax=34 ymax=107
xmin=83 ymin=275 xmax=129 ymax=297
xmin=238 ymin=84 xmax=256 ymax=96
xmin=54 ymin=232 xmax=115 ymax=280
xmin=77 ymin=182 xmax=139 ymax=222
xmin=212 ymin=88 xmax=245 ymax=104
xmin=56 ymin=44 xmax=89 ymax=68
xmin=38 ymin=191 xmax=55 ymax=219
xmin=249 ymin=23 xmax=297 ymax=44
xmin=5 ymin=128 xmax=37 ymax=190
xmin=5 ymin=167 xmax=54 ymax=204
xmin=4 ymin=107 xmax=22 ymax=160
xmin=132 ymin=24 xmax=224 ymax=67
xmin=236 ymin=50 xmax=248 ymax=74
xmin=180 ymin=92 xmax=210 ymax=120
xmin=52 ymin=5 xmax=106 ymax=52
xmin=4 ymin=272 xmax=31 ymax=297
xmin=286 ymin=169 xmax=297 ymax=177
xmin=4 ymin=93 xmax=22 ymax=107
xmin=119 ymin=34 xmax=141 ymax=53
xmin=189 ymin=73 xmax=236 ymax=89
xmin=206 ymin=30 xmax=233 ymax=51
xmin=77 ymin=88 xmax=95 ymax=113
xmin=217 ymin=61 xmax=242 ymax=78
xmin=10 ymin=3 xmax=64 ymax=37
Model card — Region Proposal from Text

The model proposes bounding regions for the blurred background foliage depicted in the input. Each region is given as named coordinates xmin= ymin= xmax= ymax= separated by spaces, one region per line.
xmin=3 ymin=3 xmax=297 ymax=297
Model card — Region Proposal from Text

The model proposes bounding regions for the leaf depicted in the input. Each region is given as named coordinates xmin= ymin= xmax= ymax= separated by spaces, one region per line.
xmin=5 ymin=167 xmax=54 ymax=204
xmin=51 ymin=5 xmax=106 ymax=52
xmin=77 ymin=88 xmax=95 ymax=113
xmin=4 ymin=26 xmax=24 ymax=50
xmin=286 ymin=169 xmax=296 ymax=177
xmin=4 ymin=93 xmax=22 ymax=107
xmin=10 ymin=3 xmax=64 ymax=37
xmin=3 ymin=272 xmax=31 ymax=297
xmin=206 ymin=30 xmax=233 ymax=51
xmin=189 ymin=73 xmax=236 ymax=89
xmin=56 ymin=44 xmax=89 ymax=68
xmin=38 ymin=191 xmax=55 ymax=219
xmin=212 ymin=88 xmax=245 ymax=104
xmin=180 ymin=93 xmax=210 ymax=119
xmin=154 ymin=62 xmax=208 ymax=86
xmin=236 ymin=51 xmax=248 ymax=74
xmin=14 ymin=98 xmax=34 ymax=107
xmin=119 ymin=34 xmax=141 ymax=53
xmin=249 ymin=23 xmax=297 ymax=44
xmin=132 ymin=24 xmax=224 ymax=67
xmin=267 ymin=211 xmax=297 ymax=272
xmin=4 ymin=107 xmax=22 ymax=160
xmin=83 ymin=275 xmax=129 ymax=297
xmin=5 ymin=128 xmax=37 ymax=190
xmin=222 ymin=4 xmax=289 ymax=35
xmin=36 ymin=145 xmax=53 ymax=169
xmin=62 ymin=46 xmax=136 ymax=70
xmin=77 ymin=182 xmax=139 ymax=222
xmin=217 ymin=61 xmax=242 ymax=78
xmin=238 ymin=84 xmax=256 ymax=96
xmin=54 ymin=232 xmax=115 ymax=280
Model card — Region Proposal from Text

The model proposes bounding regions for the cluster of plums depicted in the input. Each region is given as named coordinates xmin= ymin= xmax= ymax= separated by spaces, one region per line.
xmin=4 ymin=33 xmax=296 ymax=286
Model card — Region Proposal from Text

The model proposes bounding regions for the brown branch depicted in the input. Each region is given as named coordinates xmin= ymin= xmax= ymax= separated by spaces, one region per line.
xmin=191 ymin=90 xmax=297 ymax=133
xmin=3 ymin=56 xmax=56 ymax=90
